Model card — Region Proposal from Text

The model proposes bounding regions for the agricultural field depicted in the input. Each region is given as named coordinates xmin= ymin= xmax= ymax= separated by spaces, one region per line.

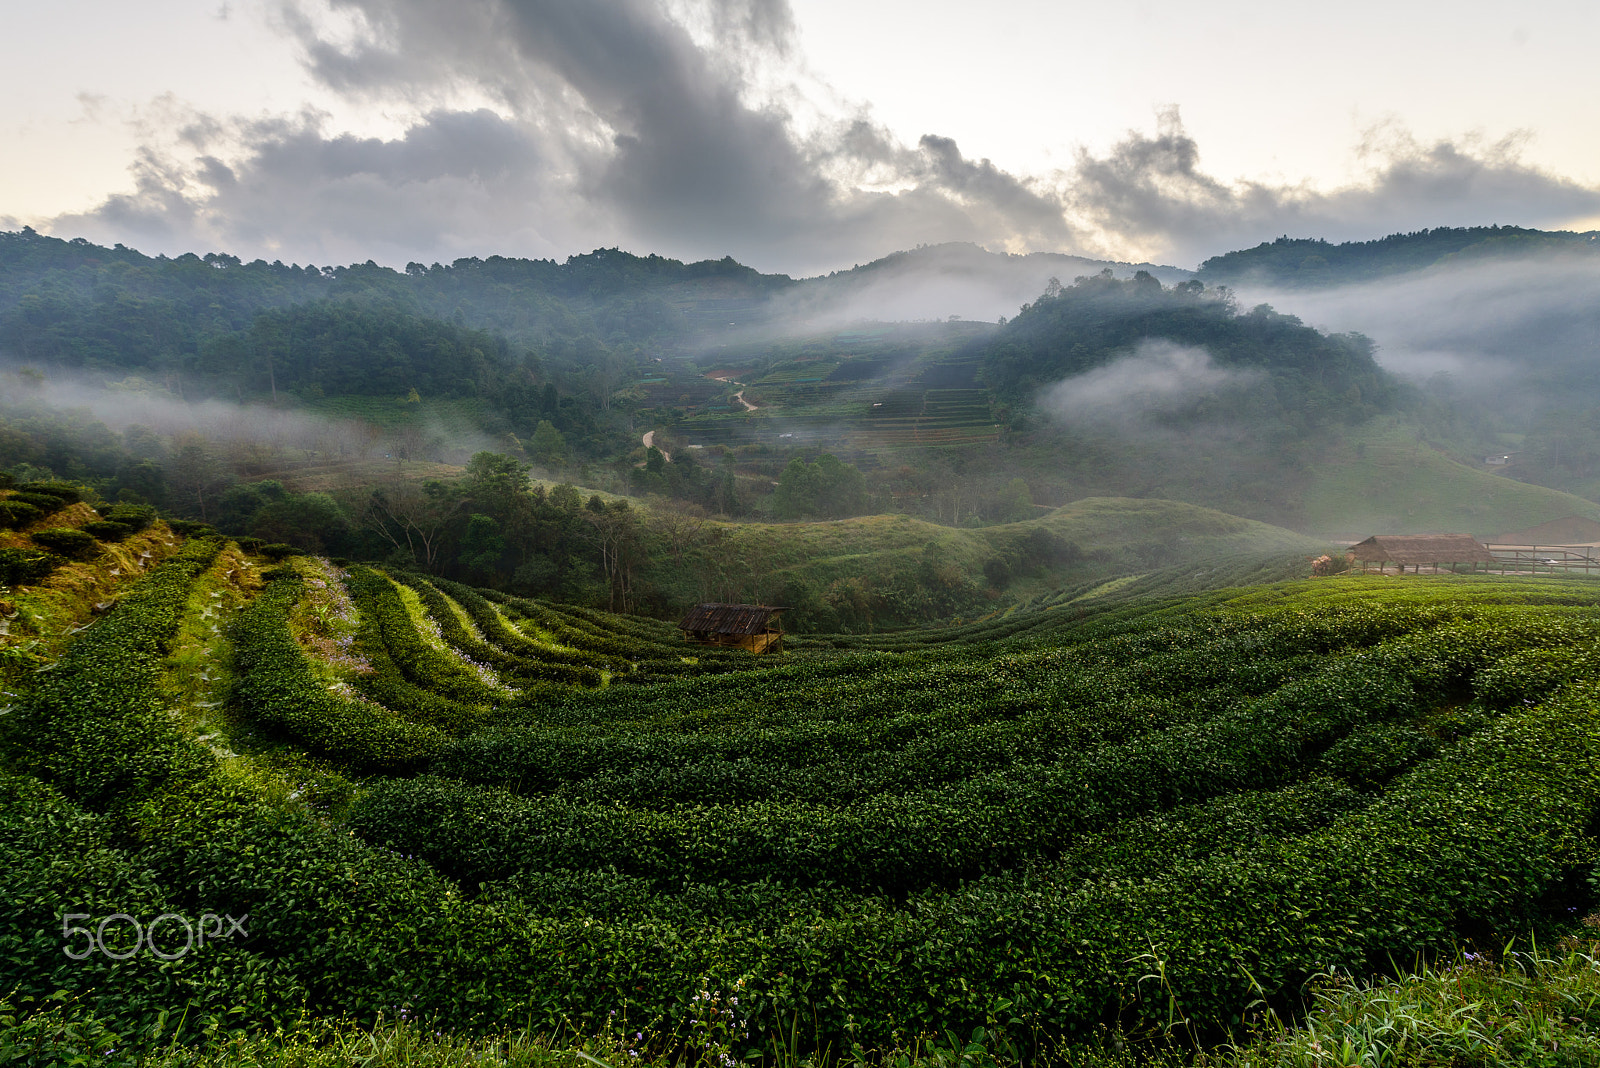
xmin=6 ymin=492 xmax=1600 ymax=1066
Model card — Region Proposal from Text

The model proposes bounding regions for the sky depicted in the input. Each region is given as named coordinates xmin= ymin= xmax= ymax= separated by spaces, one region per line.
xmin=3 ymin=0 xmax=1599 ymax=275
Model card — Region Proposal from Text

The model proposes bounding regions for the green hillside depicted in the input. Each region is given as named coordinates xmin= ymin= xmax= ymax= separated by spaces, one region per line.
xmin=565 ymin=493 xmax=1328 ymax=629
xmin=1198 ymin=226 xmax=1600 ymax=288
xmin=1303 ymin=423 xmax=1600 ymax=539
xmin=704 ymin=496 xmax=1317 ymax=581
xmin=5 ymin=519 xmax=1600 ymax=1066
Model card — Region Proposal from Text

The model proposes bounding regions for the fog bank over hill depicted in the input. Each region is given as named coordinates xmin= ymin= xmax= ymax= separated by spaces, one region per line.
xmin=773 ymin=243 xmax=1193 ymax=327
xmin=1230 ymin=252 xmax=1600 ymax=421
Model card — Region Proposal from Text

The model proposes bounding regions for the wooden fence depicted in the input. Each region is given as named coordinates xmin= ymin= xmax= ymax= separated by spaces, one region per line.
xmin=1484 ymin=544 xmax=1600 ymax=575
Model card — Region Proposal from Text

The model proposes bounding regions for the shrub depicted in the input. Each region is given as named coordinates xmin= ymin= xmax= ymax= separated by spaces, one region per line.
xmin=229 ymin=569 xmax=448 ymax=769
xmin=14 ymin=538 xmax=222 ymax=807
xmin=166 ymin=519 xmax=217 ymax=537
xmin=99 ymin=502 xmax=156 ymax=532
xmin=0 ymin=547 xmax=59 ymax=587
xmin=80 ymin=519 xmax=135 ymax=542
xmin=343 ymin=567 xmax=510 ymax=717
xmin=0 ymin=501 xmax=42 ymax=529
xmin=14 ymin=568 xmax=1600 ymax=1058
xmin=17 ymin=481 xmax=82 ymax=504
xmin=259 ymin=542 xmax=302 ymax=561
xmin=5 ymin=491 xmax=67 ymax=513
xmin=394 ymin=573 xmax=604 ymax=688
xmin=29 ymin=527 xmax=99 ymax=560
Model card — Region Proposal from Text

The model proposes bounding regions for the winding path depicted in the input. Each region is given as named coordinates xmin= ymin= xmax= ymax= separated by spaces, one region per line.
xmin=641 ymin=430 xmax=671 ymax=463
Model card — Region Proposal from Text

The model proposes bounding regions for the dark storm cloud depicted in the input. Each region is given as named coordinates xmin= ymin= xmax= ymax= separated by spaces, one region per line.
xmin=40 ymin=4 xmax=1600 ymax=274
xmin=51 ymin=0 xmax=1075 ymax=271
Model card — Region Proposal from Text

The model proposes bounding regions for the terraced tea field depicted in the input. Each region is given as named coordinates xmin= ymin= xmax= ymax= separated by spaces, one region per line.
xmin=5 ymin=516 xmax=1600 ymax=1064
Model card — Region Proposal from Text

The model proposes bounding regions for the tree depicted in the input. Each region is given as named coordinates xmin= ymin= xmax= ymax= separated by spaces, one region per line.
xmin=250 ymin=492 xmax=352 ymax=553
xmin=458 ymin=513 xmax=508 ymax=583
xmin=773 ymin=453 xmax=868 ymax=519
xmin=579 ymin=499 xmax=643 ymax=612
xmin=361 ymin=479 xmax=460 ymax=569
xmin=772 ymin=457 xmax=818 ymax=519
xmin=164 ymin=433 xmax=226 ymax=521
xmin=530 ymin=420 xmax=568 ymax=467
xmin=994 ymin=477 xmax=1033 ymax=522
xmin=463 ymin=451 xmax=531 ymax=515
xmin=650 ymin=502 xmax=706 ymax=571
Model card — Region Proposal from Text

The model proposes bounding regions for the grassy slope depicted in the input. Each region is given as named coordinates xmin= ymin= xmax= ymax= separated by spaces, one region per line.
xmin=9 ymin=520 xmax=1600 ymax=1066
xmin=1 ymin=508 xmax=187 ymax=681
xmin=1303 ymin=422 xmax=1600 ymax=540
xmin=645 ymin=496 xmax=1326 ymax=600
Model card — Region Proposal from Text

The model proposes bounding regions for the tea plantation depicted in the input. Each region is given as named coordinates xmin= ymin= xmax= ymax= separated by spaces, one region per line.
xmin=5 ymin=532 xmax=1600 ymax=1067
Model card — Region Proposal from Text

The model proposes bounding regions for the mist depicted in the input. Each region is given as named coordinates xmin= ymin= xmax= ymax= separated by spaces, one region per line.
xmin=1233 ymin=250 xmax=1600 ymax=420
xmin=769 ymin=244 xmax=1194 ymax=328
xmin=0 ymin=364 xmax=505 ymax=471
xmin=1039 ymin=340 xmax=1258 ymax=427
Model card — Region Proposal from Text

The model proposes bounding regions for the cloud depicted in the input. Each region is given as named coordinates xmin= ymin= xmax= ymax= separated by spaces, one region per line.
xmin=0 ymin=363 xmax=505 ymax=466
xmin=48 ymin=0 xmax=1074 ymax=273
xmin=1070 ymin=108 xmax=1600 ymax=266
xmin=1235 ymin=251 xmax=1600 ymax=413
xmin=1039 ymin=340 xmax=1257 ymax=426
xmin=36 ymin=3 xmax=1600 ymax=274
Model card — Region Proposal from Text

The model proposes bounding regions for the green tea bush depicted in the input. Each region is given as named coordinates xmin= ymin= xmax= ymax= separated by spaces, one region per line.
xmin=12 ymin=566 xmax=1600 ymax=1062
xmin=30 ymin=526 xmax=100 ymax=560
xmin=100 ymin=501 xmax=157 ymax=532
xmin=5 ymin=491 xmax=69 ymax=513
xmin=18 ymin=480 xmax=84 ymax=504
xmin=0 ymin=500 xmax=42 ymax=529
xmin=229 ymin=569 xmax=449 ymax=769
xmin=395 ymin=573 xmax=603 ymax=687
xmin=0 ymin=545 xmax=58 ymax=586
xmin=81 ymin=519 xmax=136 ymax=542
xmin=12 ymin=538 xmax=221 ymax=808
xmin=343 ymin=566 xmax=512 ymax=718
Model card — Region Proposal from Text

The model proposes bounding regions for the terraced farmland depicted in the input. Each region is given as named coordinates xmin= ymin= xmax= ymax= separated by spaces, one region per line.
xmin=6 ymin=514 xmax=1600 ymax=1063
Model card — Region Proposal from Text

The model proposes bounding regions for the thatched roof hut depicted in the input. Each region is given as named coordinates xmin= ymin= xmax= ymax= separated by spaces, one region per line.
xmin=678 ymin=603 xmax=787 ymax=654
xmin=1349 ymin=534 xmax=1497 ymax=573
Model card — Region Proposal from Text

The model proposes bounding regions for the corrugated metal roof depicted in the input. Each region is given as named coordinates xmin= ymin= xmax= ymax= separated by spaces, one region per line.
xmin=677 ymin=603 xmax=787 ymax=636
xmin=1350 ymin=534 xmax=1497 ymax=565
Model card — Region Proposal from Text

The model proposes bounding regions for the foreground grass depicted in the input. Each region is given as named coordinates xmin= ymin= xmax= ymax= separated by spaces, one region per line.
xmin=11 ymin=939 xmax=1600 ymax=1068
xmin=1211 ymin=935 xmax=1600 ymax=1068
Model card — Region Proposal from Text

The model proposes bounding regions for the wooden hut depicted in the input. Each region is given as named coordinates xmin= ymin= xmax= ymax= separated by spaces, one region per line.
xmin=677 ymin=603 xmax=787 ymax=654
xmin=1349 ymin=534 xmax=1498 ymax=574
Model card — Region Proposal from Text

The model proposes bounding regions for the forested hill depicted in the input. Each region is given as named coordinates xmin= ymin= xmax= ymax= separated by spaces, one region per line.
xmin=979 ymin=269 xmax=1399 ymax=425
xmin=0 ymin=230 xmax=1192 ymax=364
xmin=1199 ymin=225 xmax=1600 ymax=288
xmin=0 ymin=227 xmax=793 ymax=358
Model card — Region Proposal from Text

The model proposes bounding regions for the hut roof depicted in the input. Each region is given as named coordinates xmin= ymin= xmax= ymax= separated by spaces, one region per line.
xmin=678 ymin=603 xmax=787 ymax=636
xmin=1350 ymin=534 xmax=1497 ymax=565
xmin=1489 ymin=515 xmax=1600 ymax=547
